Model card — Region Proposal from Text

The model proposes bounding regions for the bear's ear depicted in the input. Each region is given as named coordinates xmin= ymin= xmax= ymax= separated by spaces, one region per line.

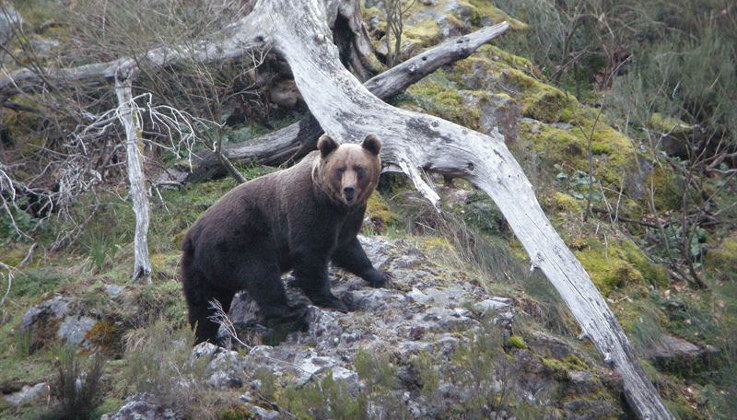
xmin=318 ymin=134 xmax=338 ymax=157
xmin=361 ymin=134 xmax=382 ymax=156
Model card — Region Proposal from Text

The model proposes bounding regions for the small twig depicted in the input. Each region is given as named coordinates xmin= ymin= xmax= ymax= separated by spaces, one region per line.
xmin=590 ymin=207 xmax=662 ymax=229
xmin=19 ymin=243 xmax=37 ymax=268
xmin=208 ymin=299 xmax=251 ymax=349
xmin=0 ymin=262 xmax=17 ymax=307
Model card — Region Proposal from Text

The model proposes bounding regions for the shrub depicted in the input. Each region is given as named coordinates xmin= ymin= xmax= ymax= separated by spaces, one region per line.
xmin=41 ymin=348 xmax=106 ymax=420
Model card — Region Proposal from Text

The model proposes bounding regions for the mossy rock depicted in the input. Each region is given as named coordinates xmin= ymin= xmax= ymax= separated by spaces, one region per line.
xmin=649 ymin=113 xmax=692 ymax=135
xmin=705 ymin=232 xmax=737 ymax=277
xmin=148 ymin=252 xmax=182 ymax=281
xmin=506 ymin=335 xmax=527 ymax=349
xmin=547 ymin=192 xmax=583 ymax=214
xmin=465 ymin=0 xmax=527 ymax=30
xmin=365 ymin=192 xmax=401 ymax=232
xmin=403 ymin=71 xmax=482 ymax=129
xmin=85 ymin=320 xmax=125 ymax=358
xmin=575 ymin=235 xmax=667 ymax=296
xmin=648 ymin=165 xmax=683 ymax=211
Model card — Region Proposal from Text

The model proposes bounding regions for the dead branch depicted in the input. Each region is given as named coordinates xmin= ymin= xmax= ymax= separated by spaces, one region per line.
xmin=187 ymin=22 xmax=510 ymax=182
xmin=114 ymin=68 xmax=152 ymax=284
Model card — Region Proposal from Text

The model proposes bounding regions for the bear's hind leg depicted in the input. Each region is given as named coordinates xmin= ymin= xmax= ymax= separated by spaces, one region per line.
xmin=184 ymin=275 xmax=235 ymax=344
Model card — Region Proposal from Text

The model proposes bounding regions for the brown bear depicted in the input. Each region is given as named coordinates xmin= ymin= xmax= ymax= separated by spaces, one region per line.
xmin=181 ymin=134 xmax=391 ymax=343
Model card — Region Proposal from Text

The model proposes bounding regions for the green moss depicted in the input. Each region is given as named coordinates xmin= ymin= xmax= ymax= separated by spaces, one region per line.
xmin=518 ymin=113 xmax=640 ymax=199
xmin=150 ymin=252 xmax=181 ymax=280
xmin=649 ymin=166 xmax=683 ymax=211
xmin=522 ymin=85 xmax=578 ymax=123
xmin=486 ymin=46 xmax=537 ymax=73
xmin=85 ymin=320 xmax=124 ymax=358
xmin=419 ymin=235 xmax=456 ymax=257
xmin=575 ymin=236 xmax=665 ymax=296
xmin=404 ymin=71 xmax=483 ymax=128
xmin=365 ymin=192 xmax=401 ymax=231
xmin=216 ymin=405 xmax=254 ymax=420
xmin=649 ymin=112 xmax=692 ymax=135
xmin=465 ymin=0 xmax=528 ymax=30
xmin=506 ymin=335 xmax=527 ymax=349
xmin=549 ymin=192 xmax=583 ymax=214
xmin=705 ymin=233 xmax=737 ymax=275
xmin=403 ymin=18 xmax=442 ymax=43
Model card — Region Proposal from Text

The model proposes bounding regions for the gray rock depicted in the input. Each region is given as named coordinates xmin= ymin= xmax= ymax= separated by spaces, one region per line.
xmin=155 ymin=164 xmax=190 ymax=187
xmin=294 ymin=349 xmax=339 ymax=385
xmin=244 ymin=403 xmax=280 ymax=419
xmin=551 ymin=122 xmax=573 ymax=130
xmin=30 ymin=38 xmax=59 ymax=58
xmin=413 ymin=307 xmax=476 ymax=332
xmin=101 ymin=393 xmax=180 ymax=420
xmin=104 ymin=285 xmax=125 ymax=297
xmin=568 ymin=370 xmax=600 ymax=394
xmin=439 ymin=186 xmax=474 ymax=207
xmin=190 ymin=342 xmax=247 ymax=389
xmin=0 ymin=5 xmax=22 ymax=45
xmin=648 ymin=334 xmax=719 ymax=372
xmin=21 ymin=295 xmax=70 ymax=331
xmin=472 ymin=297 xmax=512 ymax=315
xmin=58 ymin=315 xmax=96 ymax=347
xmin=461 ymin=92 xmax=521 ymax=144
xmin=3 ymin=382 xmax=49 ymax=406
xmin=349 ymin=288 xmax=407 ymax=311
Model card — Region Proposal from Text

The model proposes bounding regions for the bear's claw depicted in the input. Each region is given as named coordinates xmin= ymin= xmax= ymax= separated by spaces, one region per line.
xmin=309 ymin=294 xmax=350 ymax=313
xmin=365 ymin=269 xmax=393 ymax=288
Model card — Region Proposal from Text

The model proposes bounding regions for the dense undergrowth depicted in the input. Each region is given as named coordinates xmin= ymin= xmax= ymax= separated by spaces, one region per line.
xmin=1 ymin=0 xmax=736 ymax=419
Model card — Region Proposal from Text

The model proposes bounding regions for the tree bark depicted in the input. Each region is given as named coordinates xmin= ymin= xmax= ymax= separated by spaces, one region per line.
xmin=115 ymin=68 xmax=152 ymax=284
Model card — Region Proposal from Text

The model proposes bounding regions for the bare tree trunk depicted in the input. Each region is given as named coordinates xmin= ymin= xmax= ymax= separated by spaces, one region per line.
xmin=114 ymin=68 xmax=152 ymax=284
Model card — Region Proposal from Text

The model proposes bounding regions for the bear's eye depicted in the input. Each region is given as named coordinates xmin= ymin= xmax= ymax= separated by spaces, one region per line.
xmin=335 ymin=167 xmax=346 ymax=177
xmin=354 ymin=166 xmax=366 ymax=178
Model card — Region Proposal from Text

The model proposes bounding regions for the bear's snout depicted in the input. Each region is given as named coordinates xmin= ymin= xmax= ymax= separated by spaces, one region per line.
xmin=343 ymin=186 xmax=355 ymax=202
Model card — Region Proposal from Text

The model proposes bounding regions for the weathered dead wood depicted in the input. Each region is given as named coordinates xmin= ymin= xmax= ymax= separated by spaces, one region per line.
xmin=188 ymin=22 xmax=510 ymax=182
xmin=247 ymin=0 xmax=672 ymax=418
xmin=114 ymin=68 xmax=152 ymax=284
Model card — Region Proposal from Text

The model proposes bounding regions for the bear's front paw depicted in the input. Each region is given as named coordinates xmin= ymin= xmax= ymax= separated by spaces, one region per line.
xmin=364 ymin=269 xmax=392 ymax=288
xmin=309 ymin=293 xmax=350 ymax=313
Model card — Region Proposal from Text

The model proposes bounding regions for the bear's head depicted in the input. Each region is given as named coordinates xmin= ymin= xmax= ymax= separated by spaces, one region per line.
xmin=314 ymin=134 xmax=382 ymax=207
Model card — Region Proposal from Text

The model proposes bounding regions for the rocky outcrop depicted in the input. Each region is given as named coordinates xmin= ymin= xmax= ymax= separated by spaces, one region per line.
xmin=168 ymin=236 xmax=620 ymax=418
xmin=648 ymin=334 xmax=720 ymax=375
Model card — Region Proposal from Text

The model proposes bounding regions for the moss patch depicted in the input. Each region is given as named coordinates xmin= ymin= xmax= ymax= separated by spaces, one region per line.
xmin=705 ymin=232 xmax=737 ymax=276
xmin=575 ymin=235 xmax=667 ymax=296
xmin=402 ymin=71 xmax=482 ymax=129
xmin=506 ymin=335 xmax=527 ymax=349
xmin=365 ymin=192 xmax=401 ymax=232
xmin=548 ymin=192 xmax=583 ymax=214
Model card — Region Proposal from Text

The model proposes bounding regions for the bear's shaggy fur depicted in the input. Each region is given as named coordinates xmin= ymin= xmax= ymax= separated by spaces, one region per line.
xmin=181 ymin=134 xmax=390 ymax=343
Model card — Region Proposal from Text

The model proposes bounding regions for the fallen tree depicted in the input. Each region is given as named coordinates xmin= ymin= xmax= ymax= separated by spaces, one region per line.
xmin=187 ymin=22 xmax=511 ymax=182
xmin=0 ymin=0 xmax=673 ymax=418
